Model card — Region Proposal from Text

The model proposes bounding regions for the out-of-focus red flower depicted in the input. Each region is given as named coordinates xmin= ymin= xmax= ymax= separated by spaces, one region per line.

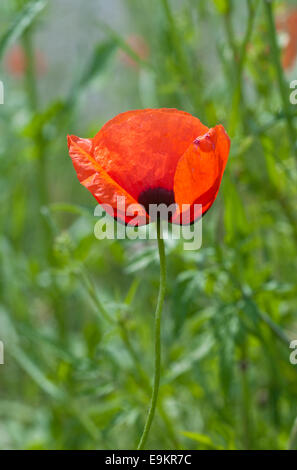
xmin=4 ymin=44 xmax=47 ymax=78
xmin=119 ymin=34 xmax=149 ymax=68
xmin=276 ymin=8 xmax=297 ymax=70
xmin=67 ymin=108 xmax=230 ymax=225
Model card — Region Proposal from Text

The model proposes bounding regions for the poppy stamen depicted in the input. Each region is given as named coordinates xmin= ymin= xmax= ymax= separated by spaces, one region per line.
xmin=138 ymin=187 xmax=175 ymax=220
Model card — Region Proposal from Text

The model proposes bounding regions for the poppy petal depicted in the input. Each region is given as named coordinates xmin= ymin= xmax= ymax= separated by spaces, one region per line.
xmin=173 ymin=125 xmax=230 ymax=222
xmin=92 ymin=108 xmax=208 ymax=200
xmin=67 ymin=135 xmax=147 ymax=224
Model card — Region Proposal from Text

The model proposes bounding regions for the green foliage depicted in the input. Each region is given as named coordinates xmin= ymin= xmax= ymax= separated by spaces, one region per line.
xmin=0 ymin=0 xmax=47 ymax=60
xmin=0 ymin=0 xmax=297 ymax=450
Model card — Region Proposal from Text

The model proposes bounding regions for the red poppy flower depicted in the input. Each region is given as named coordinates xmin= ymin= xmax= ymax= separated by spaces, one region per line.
xmin=67 ymin=108 xmax=230 ymax=225
xmin=4 ymin=44 xmax=47 ymax=78
xmin=119 ymin=34 xmax=150 ymax=68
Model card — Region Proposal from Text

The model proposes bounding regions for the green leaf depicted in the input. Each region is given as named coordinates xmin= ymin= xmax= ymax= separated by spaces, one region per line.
xmin=0 ymin=0 xmax=47 ymax=60
xmin=69 ymin=40 xmax=118 ymax=102
xmin=11 ymin=345 xmax=64 ymax=400
xmin=22 ymin=100 xmax=66 ymax=138
xmin=96 ymin=19 xmax=151 ymax=69
xmin=223 ymin=179 xmax=249 ymax=244
xmin=212 ymin=0 xmax=230 ymax=15
xmin=181 ymin=431 xmax=221 ymax=449
xmin=166 ymin=335 xmax=214 ymax=382
xmin=49 ymin=203 xmax=94 ymax=219
xmin=124 ymin=278 xmax=140 ymax=305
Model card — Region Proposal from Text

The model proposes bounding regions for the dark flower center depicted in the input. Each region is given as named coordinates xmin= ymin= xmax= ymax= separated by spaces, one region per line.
xmin=138 ymin=187 xmax=176 ymax=221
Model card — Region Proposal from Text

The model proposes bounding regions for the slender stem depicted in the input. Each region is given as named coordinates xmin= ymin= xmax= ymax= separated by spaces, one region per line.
xmin=225 ymin=0 xmax=256 ymax=135
xmin=80 ymin=267 xmax=115 ymax=324
xmin=23 ymin=27 xmax=51 ymax=256
xmin=264 ymin=0 xmax=296 ymax=157
xmin=161 ymin=0 xmax=192 ymax=84
xmin=118 ymin=317 xmax=180 ymax=449
xmin=160 ymin=0 xmax=203 ymax=115
xmin=82 ymin=260 xmax=178 ymax=447
xmin=22 ymin=30 xmax=38 ymax=111
xmin=239 ymin=341 xmax=253 ymax=449
xmin=288 ymin=417 xmax=297 ymax=450
xmin=137 ymin=219 xmax=166 ymax=450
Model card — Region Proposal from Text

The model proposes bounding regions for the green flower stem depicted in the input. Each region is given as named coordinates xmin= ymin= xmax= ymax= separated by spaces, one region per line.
xmin=225 ymin=0 xmax=257 ymax=136
xmin=240 ymin=341 xmax=253 ymax=449
xmin=137 ymin=218 xmax=166 ymax=450
xmin=22 ymin=28 xmax=51 ymax=256
xmin=264 ymin=0 xmax=296 ymax=157
xmin=81 ymin=262 xmax=178 ymax=448
xmin=80 ymin=267 xmax=115 ymax=325
xmin=160 ymin=0 xmax=203 ymax=116
xmin=118 ymin=319 xmax=180 ymax=449
xmin=22 ymin=30 xmax=38 ymax=111
xmin=288 ymin=417 xmax=297 ymax=450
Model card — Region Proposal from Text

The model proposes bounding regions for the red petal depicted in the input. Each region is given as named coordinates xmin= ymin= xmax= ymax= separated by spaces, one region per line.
xmin=67 ymin=135 xmax=147 ymax=224
xmin=92 ymin=108 xmax=208 ymax=200
xmin=173 ymin=125 xmax=230 ymax=222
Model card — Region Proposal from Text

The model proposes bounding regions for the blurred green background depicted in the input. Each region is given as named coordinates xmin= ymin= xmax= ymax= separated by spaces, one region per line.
xmin=1 ymin=0 xmax=297 ymax=450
